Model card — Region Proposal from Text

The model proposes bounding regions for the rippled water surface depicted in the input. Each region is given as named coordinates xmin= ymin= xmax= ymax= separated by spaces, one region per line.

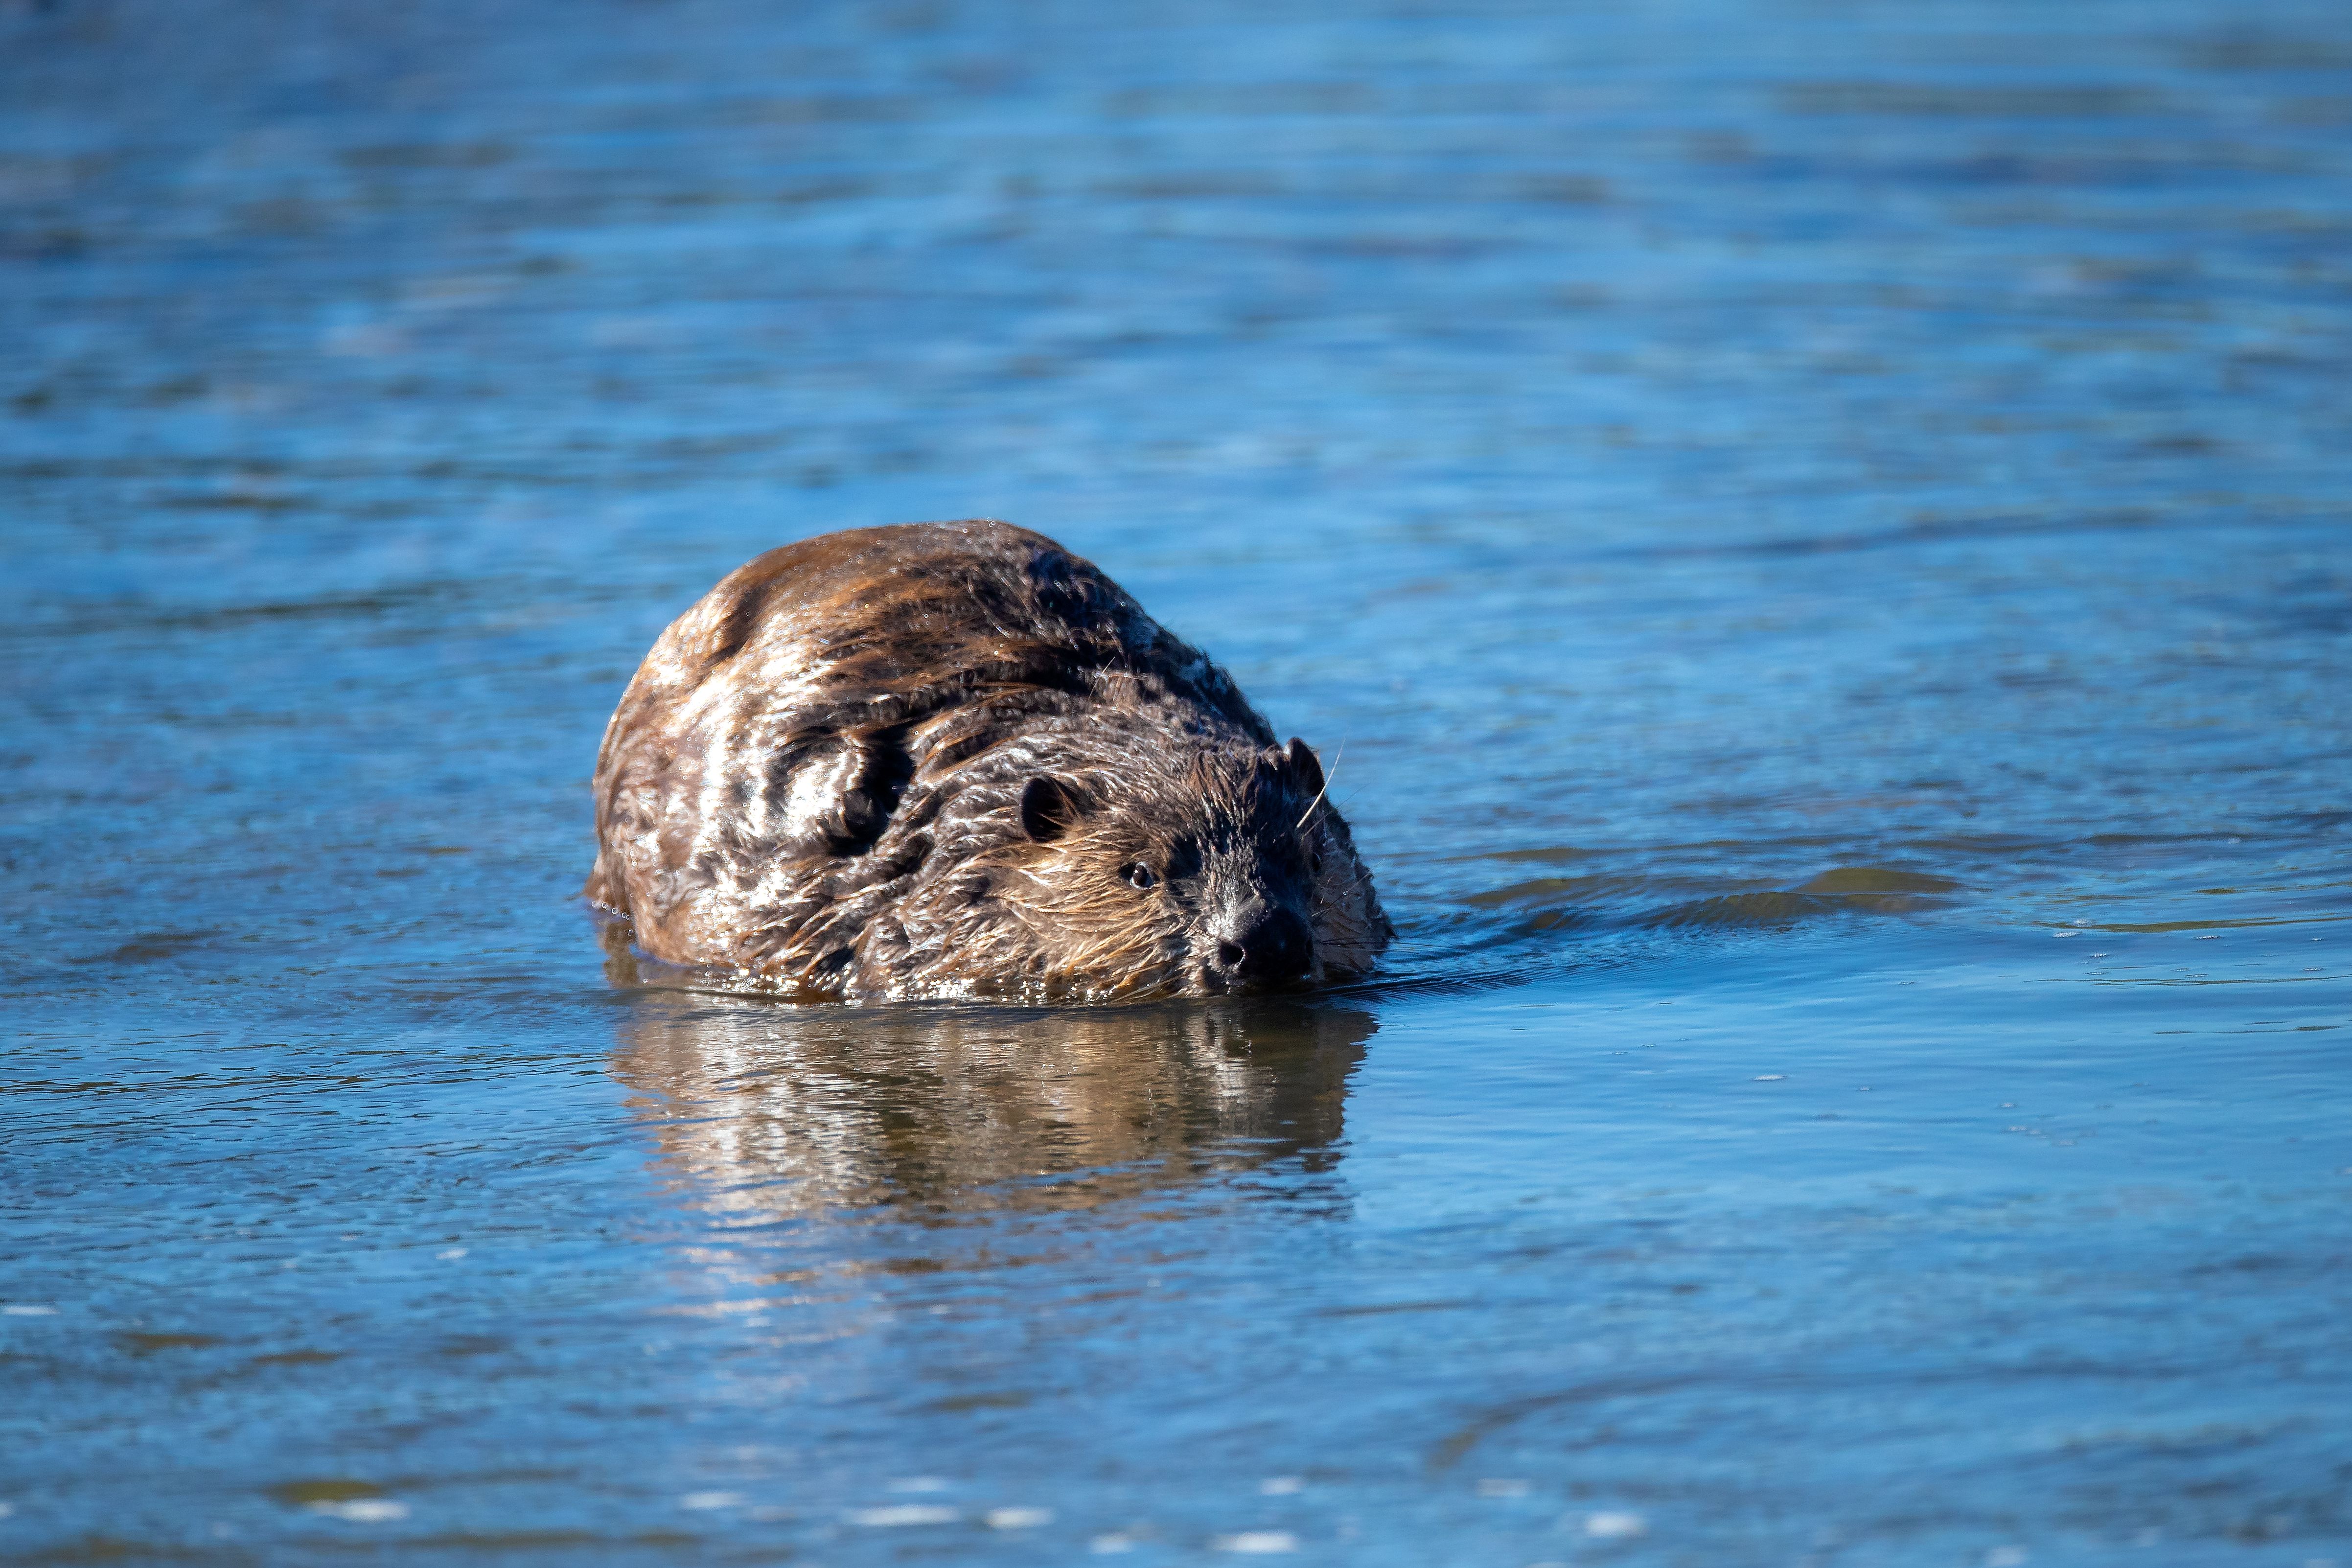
xmin=5 ymin=0 xmax=2351 ymax=1562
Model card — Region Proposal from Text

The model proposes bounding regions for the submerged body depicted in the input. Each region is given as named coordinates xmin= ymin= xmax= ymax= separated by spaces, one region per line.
xmin=587 ymin=520 xmax=1390 ymax=1000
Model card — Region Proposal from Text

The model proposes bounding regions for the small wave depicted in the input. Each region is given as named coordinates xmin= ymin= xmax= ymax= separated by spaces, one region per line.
xmin=1339 ymin=862 xmax=1974 ymax=994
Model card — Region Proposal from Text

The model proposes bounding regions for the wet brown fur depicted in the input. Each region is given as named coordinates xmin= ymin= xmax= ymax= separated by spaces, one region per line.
xmin=587 ymin=520 xmax=1392 ymax=1000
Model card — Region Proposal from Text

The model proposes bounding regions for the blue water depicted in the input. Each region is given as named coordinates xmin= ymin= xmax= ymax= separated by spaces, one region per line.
xmin=4 ymin=0 xmax=2350 ymax=1562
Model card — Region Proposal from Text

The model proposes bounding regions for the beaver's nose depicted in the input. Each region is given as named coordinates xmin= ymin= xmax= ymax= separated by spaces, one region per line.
xmin=1211 ymin=903 xmax=1312 ymax=984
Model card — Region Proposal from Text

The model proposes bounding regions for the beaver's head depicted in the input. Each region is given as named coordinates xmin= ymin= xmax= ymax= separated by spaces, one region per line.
xmin=983 ymin=734 xmax=1378 ymax=997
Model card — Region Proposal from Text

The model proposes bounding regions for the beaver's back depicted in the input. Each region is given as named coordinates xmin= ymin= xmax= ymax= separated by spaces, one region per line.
xmin=587 ymin=520 xmax=1275 ymax=973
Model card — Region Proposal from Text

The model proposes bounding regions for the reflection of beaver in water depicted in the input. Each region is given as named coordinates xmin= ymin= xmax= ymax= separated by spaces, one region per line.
xmin=586 ymin=520 xmax=1391 ymax=1000
xmin=605 ymin=991 xmax=1375 ymax=1215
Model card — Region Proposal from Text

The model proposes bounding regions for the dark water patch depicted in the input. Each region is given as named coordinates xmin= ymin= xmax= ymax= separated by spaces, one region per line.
xmin=8 ymin=1537 xmax=223 ymax=1565
xmin=268 ymin=1481 xmax=387 ymax=1508
xmin=1314 ymin=1297 xmax=1476 ymax=1318
xmin=1459 ymin=864 xmax=1962 ymax=946
xmin=2071 ymin=912 xmax=2350 ymax=934
xmin=1610 ymin=503 xmax=2336 ymax=559
xmin=333 ymin=1531 xmax=623 ymax=1551
xmin=1638 ymin=889 xmax=1874 ymax=927
xmin=19 ymin=582 xmax=473 ymax=640
xmin=338 ymin=143 xmax=515 ymax=172
xmin=1797 ymin=867 xmax=1960 ymax=896
xmin=71 ymin=931 xmax=215 ymax=967
xmin=2179 ymin=34 xmax=2352 ymax=70
xmin=155 ymin=489 xmax=311 ymax=514
xmin=1780 ymin=83 xmax=2175 ymax=119
xmin=115 ymin=1332 xmax=222 ymax=1357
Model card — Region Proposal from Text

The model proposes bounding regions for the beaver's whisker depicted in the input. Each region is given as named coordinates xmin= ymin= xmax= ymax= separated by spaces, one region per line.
xmin=1296 ymin=740 xmax=1344 ymax=830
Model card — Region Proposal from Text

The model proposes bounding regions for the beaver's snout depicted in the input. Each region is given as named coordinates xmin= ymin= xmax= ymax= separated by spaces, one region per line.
xmin=1208 ymin=899 xmax=1313 ymax=987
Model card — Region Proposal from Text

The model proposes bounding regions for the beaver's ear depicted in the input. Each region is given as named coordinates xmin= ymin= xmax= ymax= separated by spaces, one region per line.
xmin=1020 ymin=776 xmax=1087 ymax=843
xmin=1286 ymin=738 xmax=1324 ymax=800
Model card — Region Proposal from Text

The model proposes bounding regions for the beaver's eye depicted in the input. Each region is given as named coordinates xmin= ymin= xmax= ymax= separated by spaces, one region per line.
xmin=1123 ymin=863 xmax=1159 ymax=891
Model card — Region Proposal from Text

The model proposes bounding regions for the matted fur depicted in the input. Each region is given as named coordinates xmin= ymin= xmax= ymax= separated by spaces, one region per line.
xmin=587 ymin=519 xmax=1392 ymax=1001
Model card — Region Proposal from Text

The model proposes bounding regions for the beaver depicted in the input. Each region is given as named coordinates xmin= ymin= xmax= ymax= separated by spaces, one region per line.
xmin=586 ymin=519 xmax=1391 ymax=1001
